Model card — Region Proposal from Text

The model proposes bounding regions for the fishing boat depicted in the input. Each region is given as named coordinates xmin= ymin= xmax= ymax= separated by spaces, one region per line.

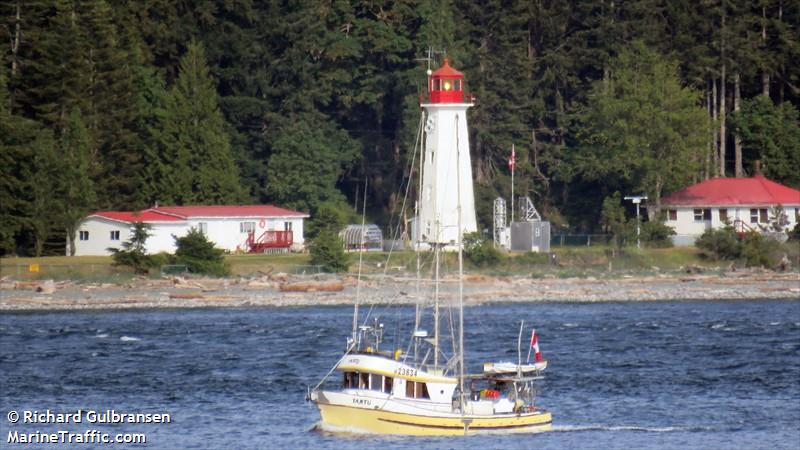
xmin=308 ymin=57 xmax=552 ymax=436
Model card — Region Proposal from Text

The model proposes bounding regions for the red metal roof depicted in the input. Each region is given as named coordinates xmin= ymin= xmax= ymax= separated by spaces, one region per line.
xmin=431 ymin=58 xmax=464 ymax=78
xmin=89 ymin=205 xmax=308 ymax=223
xmin=662 ymin=175 xmax=800 ymax=206
xmin=153 ymin=205 xmax=308 ymax=218
xmin=91 ymin=210 xmax=184 ymax=223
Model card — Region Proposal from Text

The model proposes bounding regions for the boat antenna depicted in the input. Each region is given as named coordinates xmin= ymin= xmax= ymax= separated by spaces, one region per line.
xmin=352 ymin=177 xmax=368 ymax=345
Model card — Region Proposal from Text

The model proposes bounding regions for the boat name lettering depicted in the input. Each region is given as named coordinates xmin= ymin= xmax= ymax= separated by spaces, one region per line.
xmin=352 ymin=398 xmax=371 ymax=406
xmin=395 ymin=367 xmax=418 ymax=377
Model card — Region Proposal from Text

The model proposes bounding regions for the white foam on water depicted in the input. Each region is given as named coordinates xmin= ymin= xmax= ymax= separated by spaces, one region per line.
xmin=94 ymin=334 xmax=109 ymax=338
xmin=552 ymin=424 xmax=711 ymax=433
xmin=119 ymin=336 xmax=141 ymax=341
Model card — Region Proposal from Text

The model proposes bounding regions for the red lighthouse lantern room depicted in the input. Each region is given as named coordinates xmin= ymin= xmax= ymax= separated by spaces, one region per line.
xmin=428 ymin=58 xmax=464 ymax=103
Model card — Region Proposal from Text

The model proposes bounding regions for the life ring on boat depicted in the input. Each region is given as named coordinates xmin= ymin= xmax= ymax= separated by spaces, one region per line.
xmin=259 ymin=219 xmax=266 ymax=228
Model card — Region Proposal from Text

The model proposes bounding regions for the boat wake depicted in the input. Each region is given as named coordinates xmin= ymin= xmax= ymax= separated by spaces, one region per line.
xmin=552 ymin=424 xmax=713 ymax=433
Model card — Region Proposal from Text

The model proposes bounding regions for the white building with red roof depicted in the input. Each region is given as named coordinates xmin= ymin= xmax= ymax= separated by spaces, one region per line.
xmin=661 ymin=175 xmax=800 ymax=245
xmin=73 ymin=205 xmax=309 ymax=256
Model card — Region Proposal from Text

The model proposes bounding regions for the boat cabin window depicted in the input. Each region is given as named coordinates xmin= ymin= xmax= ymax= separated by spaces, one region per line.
xmin=369 ymin=373 xmax=382 ymax=391
xmin=343 ymin=371 xmax=393 ymax=394
xmin=405 ymin=380 xmax=430 ymax=399
xmin=384 ymin=376 xmax=393 ymax=393
xmin=343 ymin=371 xmax=357 ymax=389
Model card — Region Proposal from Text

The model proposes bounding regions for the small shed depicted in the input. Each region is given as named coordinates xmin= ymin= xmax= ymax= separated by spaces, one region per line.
xmin=340 ymin=225 xmax=383 ymax=252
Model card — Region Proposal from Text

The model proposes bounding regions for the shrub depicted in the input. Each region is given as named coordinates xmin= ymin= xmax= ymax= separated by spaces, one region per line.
xmin=640 ymin=220 xmax=675 ymax=248
xmin=173 ymin=228 xmax=230 ymax=276
xmin=740 ymin=231 xmax=781 ymax=267
xmin=309 ymin=230 xmax=350 ymax=273
xmin=694 ymin=226 xmax=741 ymax=260
xmin=463 ymin=232 xmax=503 ymax=267
xmin=601 ymin=192 xmax=628 ymax=252
xmin=789 ymin=223 xmax=800 ymax=241
xmin=107 ymin=222 xmax=156 ymax=275
xmin=515 ymin=251 xmax=551 ymax=265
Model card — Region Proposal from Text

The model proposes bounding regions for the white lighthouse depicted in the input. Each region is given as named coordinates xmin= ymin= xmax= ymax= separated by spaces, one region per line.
xmin=417 ymin=59 xmax=478 ymax=248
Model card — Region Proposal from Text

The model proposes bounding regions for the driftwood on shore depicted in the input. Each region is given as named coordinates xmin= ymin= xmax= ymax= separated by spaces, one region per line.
xmin=278 ymin=281 xmax=345 ymax=292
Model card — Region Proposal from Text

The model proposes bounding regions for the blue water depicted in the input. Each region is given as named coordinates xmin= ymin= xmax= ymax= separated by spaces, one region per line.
xmin=1 ymin=300 xmax=799 ymax=449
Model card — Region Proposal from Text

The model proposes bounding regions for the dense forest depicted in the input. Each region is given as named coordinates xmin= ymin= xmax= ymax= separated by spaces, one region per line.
xmin=1 ymin=0 xmax=799 ymax=256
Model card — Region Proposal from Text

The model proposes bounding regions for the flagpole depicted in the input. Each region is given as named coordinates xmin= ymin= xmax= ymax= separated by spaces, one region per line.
xmin=526 ymin=329 xmax=533 ymax=363
xmin=510 ymin=144 xmax=515 ymax=224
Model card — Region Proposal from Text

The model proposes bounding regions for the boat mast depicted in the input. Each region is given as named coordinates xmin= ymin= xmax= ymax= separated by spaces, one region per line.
xmin=455 ymin=115 xmax=465 ymax=396
xmin=414 ymin=112 xmax=425 ymax=338
xmin=352 ymin=178 xmax=368 ymax=346
xmin=433 ymin=219 xmax=440 ymax=371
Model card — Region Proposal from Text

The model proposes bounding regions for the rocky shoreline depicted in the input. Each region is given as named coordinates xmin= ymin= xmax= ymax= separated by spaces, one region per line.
xmin=1 ymin=271 xmax=798 ymax=311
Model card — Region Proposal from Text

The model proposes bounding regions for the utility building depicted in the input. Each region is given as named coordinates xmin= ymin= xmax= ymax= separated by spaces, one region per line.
xmin=73 ymin=205 xmax=309 ymax=256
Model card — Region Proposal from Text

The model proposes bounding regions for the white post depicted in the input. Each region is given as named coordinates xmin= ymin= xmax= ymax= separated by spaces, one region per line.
xmin=510 ymin=144 xmax=515 ymax=224
xmin=636 ymin=202 xmax=641 ymax=249
xmin=624 ymin=196 xmax=648 ymax=250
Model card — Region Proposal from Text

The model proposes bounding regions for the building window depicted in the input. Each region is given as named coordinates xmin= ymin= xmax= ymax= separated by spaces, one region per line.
xmin=667 ymin=209 xmax=677 ymax=221
xmin=694 ymin=209 xmax=711 ymax=221
xmin=110 ymin=230 xmax=120 ymax=240
xmin=284 ymin=221 xmax=292 ymax=232
xmin=198 ymin=222 xmax=208 ymax=234
xmin=718 ymin=209 xmax=728 ymax=222
xmin=750 ymin=208 xmax=768 ymax=224
xmin=79 ymin=231 xmax=89 ymax=241
xmin=454 ymin=79 xmax=462 ymax=91
xmin=240 ymin=222 xmax=255 ymax=233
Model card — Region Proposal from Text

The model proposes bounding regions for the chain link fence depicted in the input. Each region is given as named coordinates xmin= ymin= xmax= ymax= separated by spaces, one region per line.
xmin=550 ymin=234 xmax=614 ymax=247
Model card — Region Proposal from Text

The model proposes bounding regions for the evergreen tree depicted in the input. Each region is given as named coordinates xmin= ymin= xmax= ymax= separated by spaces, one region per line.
xmin=22 ymin=130 xmax=59 ymax=256
xmin=60 ymin=108 xmax=96 ymax=255
xmin=308 ymin=203 xmax=350 ymax=273
xmin=266 ymin=111 xmax=359 ymax=214
xmin=108 ymin=222 xmax=154 ymax=275
xmin=173 ymin=227 xmax=230 ymax=276
xmin=731 ymin=95 xmax=800 ymax=186
xmin=0 ymin=71 xmax=40 ymax=254
xmin=161 ymin=41 xmax=245 ymax=204
xmin=575 ymin=42 xmax=708 ymax=212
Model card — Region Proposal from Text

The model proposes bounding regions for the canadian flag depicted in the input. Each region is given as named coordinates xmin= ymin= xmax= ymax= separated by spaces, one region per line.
xmin=529 ymin=329 xmax=542 ymax=363
xmin=508 ymin=144 xmax=516 ymax=171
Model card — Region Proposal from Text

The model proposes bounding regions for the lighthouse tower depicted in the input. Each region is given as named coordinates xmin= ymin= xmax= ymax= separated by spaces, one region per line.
xmin=418 ymin=59 xmax=477 ymax=247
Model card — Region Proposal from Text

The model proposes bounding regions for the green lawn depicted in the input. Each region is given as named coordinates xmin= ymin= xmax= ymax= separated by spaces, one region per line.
xmin=0 ymin=245 xmax=779 ymax=281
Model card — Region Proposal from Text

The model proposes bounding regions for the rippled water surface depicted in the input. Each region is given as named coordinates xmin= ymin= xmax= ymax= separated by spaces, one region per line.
xmin=1 ymin=299 xmax=799 ymax=449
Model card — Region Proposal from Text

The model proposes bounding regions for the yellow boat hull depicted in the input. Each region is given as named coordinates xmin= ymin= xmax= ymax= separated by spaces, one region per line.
xmin=316 ymin=403 xmax=552 ymax=436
